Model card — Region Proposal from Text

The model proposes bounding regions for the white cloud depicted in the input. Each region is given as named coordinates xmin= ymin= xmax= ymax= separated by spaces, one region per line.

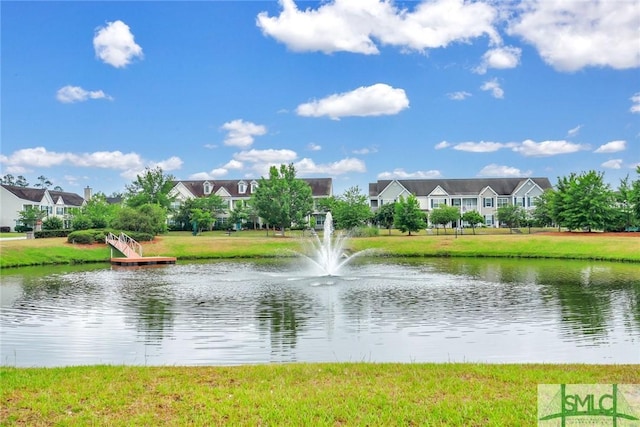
xmin=93 ymin=20 xmax=143 ymax=68
xmin=0 ymin=146 xmax=181 ymax=179
xmin=594 ymin=140 xmax=626 ymax=153
xmin=474 ymin=46 xmax=521 ymax=74
xmin=56 ymin=86 xmax=113 ymax=103
xmin=378 ymin=168 xmax=442 ymax=179
xmin=477 ymin=164 xmax=531 ymax=177
xmin=352 ymin=146 xmax=378 ymax=155
xmin=508 ymin=0 xmax=640 ymax=71
xmin=257 ymin=0 xmax=500 ymax=55
xmin=434 ymin=141 xmax=451 ymax=150
xmin=447 ymin=91 xmax=472 ymax=101
xmin=294 ymin=157 xmax=366 ymax=175
xmin=233 ymin=148 xmax=298 ymax=164
xmin=453 ymin=141 xmax=510 ymax=153
xmin=631 ymin=93 xmax=640 ymax=114
xmin=296 ymin=83 xmax=409 ymax=120
xmin=601 ymin=159 xmax=623 ymax=169
xmin=308 ymin=143 xmax=322 ymax=151
xmin=223 ymin=159 xmax=243 ymax=169
xmin=204 ymin=143 xmax=218 ymax=149
xmin=220 ymin=119 xmax=267 ymax=147
xmin=567 ymin=125 xmax=582 ymax=138
xmin=480 ymin=78 xmax=504 ymax=99
xmin=513 ymin=139 xmax=588 ymax=157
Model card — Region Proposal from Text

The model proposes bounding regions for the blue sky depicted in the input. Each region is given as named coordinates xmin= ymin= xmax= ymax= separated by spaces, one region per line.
xmin=1 ymin=0 xmax=638 ymax=196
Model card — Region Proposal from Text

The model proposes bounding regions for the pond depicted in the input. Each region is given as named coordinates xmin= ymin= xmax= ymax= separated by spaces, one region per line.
xmin=1 ymin=258 xmax=638 ymax=366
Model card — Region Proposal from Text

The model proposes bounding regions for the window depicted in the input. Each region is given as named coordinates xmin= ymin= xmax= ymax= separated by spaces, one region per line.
xmin=451 ymin=198 xmax=461 ymax=207
xmin=203 ymin=182 xmax=212 ymax=195
xmin=497 ymin=197 xmax=509 ymax=207
xmin=514 ymin=197 xmax=524 ymax=207
xmin=56 ymin=207 xmax=64 ymax=215
xmin=462 ymin=198 xmax=477 ymax=209
xmin=528 ymin=197 xmax=536 ymax=207
xmin=485 ymin=214 xmax=494 ymax=226
xmin=483 ymin=197 xmax=494 ymax=208
xmin=238 ymin=182 xmax=247 ymax=194
xmin=431 ymin=198 xmax=447 ymax=208
xmin=250 ymin=181 xmax=258 ymax=193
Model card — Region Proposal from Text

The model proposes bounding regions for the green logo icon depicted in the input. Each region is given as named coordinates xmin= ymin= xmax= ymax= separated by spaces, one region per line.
xmin=538 ymin=384 xmax=640 ymax=426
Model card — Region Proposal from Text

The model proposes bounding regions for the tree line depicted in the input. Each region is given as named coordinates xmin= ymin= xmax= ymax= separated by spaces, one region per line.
xmin=11 ymin=165 xmax=640 ymax=236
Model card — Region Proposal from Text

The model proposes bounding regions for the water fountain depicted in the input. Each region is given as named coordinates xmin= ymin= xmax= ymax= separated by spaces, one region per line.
xmin=301 ymin=212 xmax=368 ymax=276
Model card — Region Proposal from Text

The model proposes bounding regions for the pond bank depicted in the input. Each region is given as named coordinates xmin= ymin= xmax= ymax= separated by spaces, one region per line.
xmin=2 ymin=363 xmax=638 ymax=425
xmin=1 ymin=231 xmax=639 ymax=268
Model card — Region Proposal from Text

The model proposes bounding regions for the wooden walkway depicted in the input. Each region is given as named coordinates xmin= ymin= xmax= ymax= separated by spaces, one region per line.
xmin=106 ymin=232 xmax=176 ymax=267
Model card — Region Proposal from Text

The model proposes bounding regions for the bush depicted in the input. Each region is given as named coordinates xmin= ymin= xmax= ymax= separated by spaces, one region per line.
xmin=42 ymin=216 xmax=64 ymax=230
xmin=67 ymin=230 xmax=97 ymax=244
xmin=350 ymin=226 xmax=380 ymax=237
xmin=35 ymin=229 xmax=71 ymax=238
xmin=15 ymin=225 xmax=33 ymax=233
xmin=71 ymin=215 xmax=93 ymax=231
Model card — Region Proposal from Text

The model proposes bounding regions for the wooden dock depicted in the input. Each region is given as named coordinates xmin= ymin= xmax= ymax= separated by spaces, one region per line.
xmin=110 ymin=256 xmax=176 ymax=267
xmin=106 ymin=232 xmax=176 ymax=267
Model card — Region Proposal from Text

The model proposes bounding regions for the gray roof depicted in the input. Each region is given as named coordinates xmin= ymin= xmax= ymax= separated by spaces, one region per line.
xmin=174 ymin=178 xmax=332 ymax=198
xmin=370 ymin=178 xmax=552 ymax=197
xmin=1 ymin=184 xmax=85 ymax=206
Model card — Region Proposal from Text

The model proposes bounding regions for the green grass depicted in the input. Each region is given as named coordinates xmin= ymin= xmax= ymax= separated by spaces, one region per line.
xmin=1 ymin=363 xmax=638 ymax=426
xmin=1 ymin=230 xmax=639 ymax=268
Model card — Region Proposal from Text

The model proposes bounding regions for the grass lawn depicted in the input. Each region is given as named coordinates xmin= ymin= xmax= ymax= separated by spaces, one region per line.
xmin=1 ymin=229 xmax=638 ymax=268
xmin=2 ymin=363 xmax=638 ymax=426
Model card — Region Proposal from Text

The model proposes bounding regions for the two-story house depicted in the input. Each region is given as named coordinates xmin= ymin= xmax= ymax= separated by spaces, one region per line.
xmin=369 ymin=177 xmax=552 ymax=228
xmin=169 ymin=178 xmax=333 ymax=229
xmin=0 ymin=184 xmax=87 ymax=231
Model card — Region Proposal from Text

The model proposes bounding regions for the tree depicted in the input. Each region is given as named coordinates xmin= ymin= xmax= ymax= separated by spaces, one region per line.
xmin=125 ymin=167 xmax=176 ymax=209
xmin=228 ymin=200 xmax=249 ymax=230
xmin=374 ymin=202 xmax=396 ymax=235
xmin=82 ymin=193 xmax=119 ymax=229
xmin=112 ymin=204 xmax=167 ymax=235
xmin=189 ymin=208 xmax=214 ymax=234
xmin=172 ymin=195 xmax=228 ymax=231
xmin=34 ymin=175 xmax=53 ymax=189
xmin=429 ymin=205 xmax=460 ymax=235
xmin=331 ymin=186 xmax=372 ymax=230
xmin=631 ymin=166 xmax=640 ymax=226
xmin=251 ymin=164 xmax=313 ymax=236
xmin=553 ymin=170 xmax=614 ymax=232
xmin=394 ymin=195 xmax=426 ymax=236
xmin=17 ymin=206 xmax=46 ymax=230
xmin=611 ymin=175 xmax=636 ymax=231
xmin=461 ymin=210 xmax=484 ymax=234
xmin=2 ymin=174 xmax=29 ymax=187
xmin=532 ymin=189 xmax=556 ymax=228
xmin=496 ymin=204 xmax=525 ymax=231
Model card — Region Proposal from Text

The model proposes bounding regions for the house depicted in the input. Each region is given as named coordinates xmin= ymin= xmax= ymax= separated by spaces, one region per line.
xmin=169 ymin=178 xmax=333 ymax=229
xmin=369 ymin=177 xmax=553 ymax=228
xmin=0 ymin=184 xmax=87 ymax=231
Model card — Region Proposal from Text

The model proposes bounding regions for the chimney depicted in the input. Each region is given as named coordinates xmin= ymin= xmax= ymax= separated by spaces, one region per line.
xmin=84 ymin=186 xmax=92 ymax=201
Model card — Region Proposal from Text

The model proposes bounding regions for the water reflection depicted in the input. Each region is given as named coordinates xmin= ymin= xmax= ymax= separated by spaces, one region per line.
xmin=1 ymin=258 xmax=638 ymax=366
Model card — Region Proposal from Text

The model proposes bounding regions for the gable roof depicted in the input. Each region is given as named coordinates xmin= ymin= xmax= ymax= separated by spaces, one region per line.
xmin=370 ymin=178 xmax=552 ymax=197
xmin=173 ymin=178 xmax=332 ymax=198
xmin=1 ymin=185 xmax=85 ymax=206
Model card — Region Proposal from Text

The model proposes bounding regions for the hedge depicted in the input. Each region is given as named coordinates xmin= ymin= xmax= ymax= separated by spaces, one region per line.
xmin=67 ymin=229 xmax=155 ymax=244
xmin=34 ymin=229 xmax=71 ymax=238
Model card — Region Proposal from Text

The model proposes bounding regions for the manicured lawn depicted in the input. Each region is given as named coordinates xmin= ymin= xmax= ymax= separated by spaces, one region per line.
xmin=2 ymin=363 xmax=638 ymax=426
xmin=1 ymin=230 xmax=639 ymax=268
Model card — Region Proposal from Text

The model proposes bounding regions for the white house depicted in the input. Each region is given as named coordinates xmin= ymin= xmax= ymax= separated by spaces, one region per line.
xmin=0 ymin=185 xmax=87 ymax=231
xmin=169 ymin=178 xmax=333 ymax=229
xmin=369 ymin=177 xmax=553 ymax=227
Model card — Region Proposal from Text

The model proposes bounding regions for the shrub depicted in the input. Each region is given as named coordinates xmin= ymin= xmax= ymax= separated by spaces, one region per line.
xmin=350 ymin=226 xmax=380 ymax=237
xmin=42 ymin=216 xmax=64 ymax=230
xmin=15 ymin=225 xmax=33 ymax=233
xmin=35 ymin=229 xmax=71 ymax=238
xmin=71 ymin=214 xmax=93 ymax=231
xmin=67 ymin=230 xmax=96 ymax=244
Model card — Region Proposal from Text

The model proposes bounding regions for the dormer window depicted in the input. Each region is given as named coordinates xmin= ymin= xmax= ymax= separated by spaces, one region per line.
xmin=203 ymin=181 xmax=212 ymax=195
xmin=250 ymin=180 xmax=258 ymax=193
xmin=238 ymin=181 xmax=247 ymax=194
